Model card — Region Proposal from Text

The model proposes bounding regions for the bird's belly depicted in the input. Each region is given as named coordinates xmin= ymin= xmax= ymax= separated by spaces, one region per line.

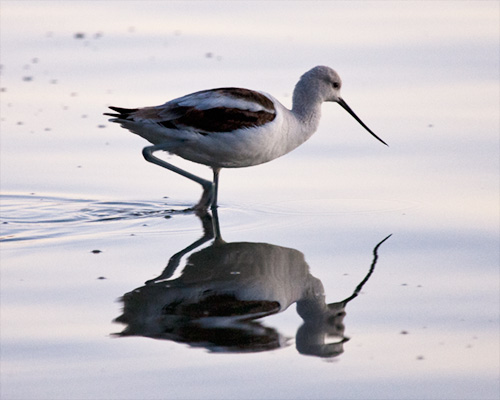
xmin=173 ymin=125 xmax=294 ymax=168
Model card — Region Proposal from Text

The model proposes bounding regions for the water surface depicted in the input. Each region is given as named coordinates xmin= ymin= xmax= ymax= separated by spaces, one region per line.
xmin=1 ymin=1 xmax=498 ymax=399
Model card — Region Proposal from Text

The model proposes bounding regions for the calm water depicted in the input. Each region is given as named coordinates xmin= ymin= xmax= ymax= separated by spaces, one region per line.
xmin=1 ymin=2 xmax=499 ymax=399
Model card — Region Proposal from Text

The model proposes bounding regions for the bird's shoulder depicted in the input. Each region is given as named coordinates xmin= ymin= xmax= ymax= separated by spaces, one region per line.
xmin=173 ymin=87 xmax=275 ymax=112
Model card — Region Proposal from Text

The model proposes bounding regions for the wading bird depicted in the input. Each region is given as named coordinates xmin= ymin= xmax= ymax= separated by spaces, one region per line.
xmin=105 ymin=66 xmax=387 ymax=210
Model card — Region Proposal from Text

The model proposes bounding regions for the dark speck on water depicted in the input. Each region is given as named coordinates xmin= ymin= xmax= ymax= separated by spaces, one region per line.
xmin=91 ymin=249 xmax=102 ymax=254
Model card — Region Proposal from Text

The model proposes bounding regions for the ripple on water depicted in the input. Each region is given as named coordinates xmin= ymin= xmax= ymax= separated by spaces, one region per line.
xmin=231 ymin=197 xmax=421 ymax=216
xmin=0 ymin=194 xmax=419 ymax=244
xmin=0 ymin=194 xmax=197 ymax=243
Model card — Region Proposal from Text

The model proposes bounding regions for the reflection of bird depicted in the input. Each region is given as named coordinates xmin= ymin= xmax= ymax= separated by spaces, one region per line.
xmin=114 ymin=210 xmax=391 ymax=357
xmin=115 ymin=241 xmax=312 ymax=353
xmin=105 ymin=66 xmax=387 ymax=210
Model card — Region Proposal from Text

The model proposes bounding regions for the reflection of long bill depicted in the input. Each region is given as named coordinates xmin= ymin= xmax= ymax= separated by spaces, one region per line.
xmin=337 ymin=98 xmax=388 ymax=146
xmin=338 ymin=234 xmax=392 ymax=306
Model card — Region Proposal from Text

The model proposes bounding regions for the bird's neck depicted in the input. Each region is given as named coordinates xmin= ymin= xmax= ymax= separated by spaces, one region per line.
xmin=291 ymin=81 xmax=323 ymax=134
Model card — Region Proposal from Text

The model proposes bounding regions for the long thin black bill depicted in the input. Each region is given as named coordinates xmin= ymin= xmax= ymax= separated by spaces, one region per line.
xmin=337 ymin=98 xmax=388 ymax=146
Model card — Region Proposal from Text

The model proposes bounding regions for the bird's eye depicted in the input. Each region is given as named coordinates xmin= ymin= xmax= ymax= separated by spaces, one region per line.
xmin=332 ymin=82 xmax=340 ymax=89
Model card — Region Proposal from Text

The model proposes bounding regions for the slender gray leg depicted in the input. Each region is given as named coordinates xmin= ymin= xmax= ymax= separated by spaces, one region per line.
xmin=142 ymin=145 xmax=214 ymax=209
xmin=211 ymin=168 xmax=221 ymax=210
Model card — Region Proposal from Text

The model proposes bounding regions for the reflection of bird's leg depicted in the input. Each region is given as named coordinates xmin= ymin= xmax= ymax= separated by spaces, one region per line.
xmin=142 ymin=145 xmax=214 ymax=210
xmin=210 ymin=206 xmax=222 ymax=243
xmin=145 ymin=212 xmax=216 ymax=285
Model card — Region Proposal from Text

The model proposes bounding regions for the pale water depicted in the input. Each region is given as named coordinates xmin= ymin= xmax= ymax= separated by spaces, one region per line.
xmin=1 ymin=2 xmax=499 ymax=399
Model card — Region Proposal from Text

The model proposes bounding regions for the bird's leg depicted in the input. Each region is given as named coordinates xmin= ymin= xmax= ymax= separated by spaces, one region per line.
xmin=194 ymin=186 xmax=214 ymax=213
xmin=211 ymin=168 xmax=221 ymax=210
xmin=194 ymin=168 xmax=221 ymax=212
xmin=142 ymin=145 xmax=214 ymax=210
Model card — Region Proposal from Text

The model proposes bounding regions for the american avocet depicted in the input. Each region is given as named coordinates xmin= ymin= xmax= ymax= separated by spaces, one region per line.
xmin=105 ymin=66 xmax=387 ymax=210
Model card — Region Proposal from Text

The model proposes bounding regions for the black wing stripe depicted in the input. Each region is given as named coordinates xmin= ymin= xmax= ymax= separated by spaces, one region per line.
xmin=157 ymin=106 xmax=275 ymax=133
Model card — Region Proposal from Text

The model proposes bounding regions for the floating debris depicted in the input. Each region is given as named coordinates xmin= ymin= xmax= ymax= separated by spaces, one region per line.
xmin=91 ymin=249 xmax=102 ymax=254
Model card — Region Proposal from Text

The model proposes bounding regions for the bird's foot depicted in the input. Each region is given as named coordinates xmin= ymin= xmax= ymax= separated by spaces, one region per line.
xmin=192 ymin=183 xmax=215 ymax=215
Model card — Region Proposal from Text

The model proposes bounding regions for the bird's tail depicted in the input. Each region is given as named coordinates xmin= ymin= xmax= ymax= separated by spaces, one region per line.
xmin=104 ymin=106 xmax=139 ymax=120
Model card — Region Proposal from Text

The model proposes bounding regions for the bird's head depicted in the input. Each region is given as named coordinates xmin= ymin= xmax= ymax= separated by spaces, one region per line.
xmin=302 ymin=66 xmax=388 ymax=146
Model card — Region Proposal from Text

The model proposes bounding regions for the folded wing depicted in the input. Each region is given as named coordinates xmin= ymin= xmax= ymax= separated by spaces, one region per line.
xmin=105 ymin=88 xmax=277 ymax=134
